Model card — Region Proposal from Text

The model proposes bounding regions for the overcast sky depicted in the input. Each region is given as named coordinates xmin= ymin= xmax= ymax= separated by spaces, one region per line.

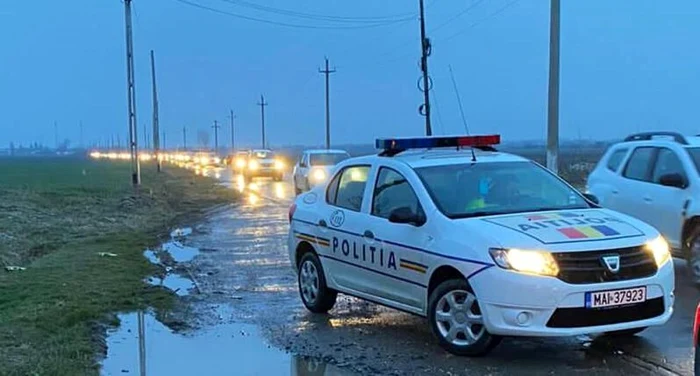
xmin=2 ymin=0 xmax=700 ymax=149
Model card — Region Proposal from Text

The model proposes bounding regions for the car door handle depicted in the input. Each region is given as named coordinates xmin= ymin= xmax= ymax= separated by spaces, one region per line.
xmin=611 ymin=189 xmax=619 ymax=194
xmin=643 ymin=197 xmax=652 ymax=202
xmin=318 ymin=220 xmax=328 ymax=228
xmin=363 ymin=230 xmax=375 ymax=239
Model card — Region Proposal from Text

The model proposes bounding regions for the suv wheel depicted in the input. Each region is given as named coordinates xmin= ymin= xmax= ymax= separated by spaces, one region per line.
xmin=428 ymin=279 xmax=501 ymax=356
xmin=298 ymin=252 xmax=337 ymax=313
xmin=686 ymin=225 xmax=700 ymax=284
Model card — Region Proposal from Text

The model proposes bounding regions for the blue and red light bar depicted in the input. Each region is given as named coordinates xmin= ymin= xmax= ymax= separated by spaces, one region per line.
xmin=376 ymin=134 xmax=501 ymax=151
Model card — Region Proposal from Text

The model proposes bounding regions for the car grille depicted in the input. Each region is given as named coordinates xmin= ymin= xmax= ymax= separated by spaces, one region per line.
xmin=551 ymin=246 xmax=657 ymax=284
xmin=546 ymin=297 xmax=665 ymax=328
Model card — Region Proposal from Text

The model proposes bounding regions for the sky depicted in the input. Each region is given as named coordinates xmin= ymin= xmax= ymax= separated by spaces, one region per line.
xmin=1 ymin=0 xmax=700 ymax=149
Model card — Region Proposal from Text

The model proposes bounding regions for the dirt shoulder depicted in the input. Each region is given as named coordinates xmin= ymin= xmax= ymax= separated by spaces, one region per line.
xmin=0 ymin=157 xmax=236 ymax=375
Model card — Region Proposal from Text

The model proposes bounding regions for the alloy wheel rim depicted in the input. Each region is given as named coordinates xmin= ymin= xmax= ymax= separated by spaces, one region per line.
xmin=435 ymin=289 xmax=485 ymax=346
xmin=300 ymin=260 xmax=320 ymax=304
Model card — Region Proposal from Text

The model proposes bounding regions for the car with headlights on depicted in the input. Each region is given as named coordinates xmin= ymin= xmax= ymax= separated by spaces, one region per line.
xmin=288 ymin=135 xmax=675 ymax=356
xmin=293 ymin=149 xmax=351 ymax=195
xmin=245 ymin=149 xmax=285 ymax=181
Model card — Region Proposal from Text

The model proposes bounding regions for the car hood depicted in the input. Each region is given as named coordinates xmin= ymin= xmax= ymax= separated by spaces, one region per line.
xmin=456 ymin=208 xmax=655 ymax=251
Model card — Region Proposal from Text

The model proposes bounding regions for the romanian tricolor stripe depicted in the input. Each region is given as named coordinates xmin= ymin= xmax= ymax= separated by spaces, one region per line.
xmin=295 ymin=232 xmax=330 ymax=247
xmin=399 ymin=259 xmax=428 ymax=274
xmin=526 ymin=212 xmax=581 ymax=221
xmin=558 ymin=225 xmax=620 ymax=239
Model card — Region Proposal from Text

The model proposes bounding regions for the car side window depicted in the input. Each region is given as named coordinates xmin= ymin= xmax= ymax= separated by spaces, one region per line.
xmin=652 ymin=148 xmax=686 ymax=184
xmin=606 ymin=148 xmax=628 ymax=172
xmin=623 ymin=147 xmax=656 ymax=182
xmin=327 ymin=166 xmax=370 ymax=211
xmin=371 ymin=168 xmax=423 ymax=219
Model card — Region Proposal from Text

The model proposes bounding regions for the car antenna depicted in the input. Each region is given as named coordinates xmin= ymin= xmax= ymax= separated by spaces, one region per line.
xmin=449 ymin=65 xmax=476 ymax=162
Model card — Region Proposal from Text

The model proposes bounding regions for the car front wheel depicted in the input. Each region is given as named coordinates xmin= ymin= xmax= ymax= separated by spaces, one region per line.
xmin=428 ymin=279 xmax=501 ymax=356
xmin=298 ymin=252 xmax=337 ymax=313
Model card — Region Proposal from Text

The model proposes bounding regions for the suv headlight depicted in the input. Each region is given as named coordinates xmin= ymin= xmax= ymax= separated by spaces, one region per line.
xmin=645 ymin=236 xmax=670 ymax=267
xmin=489 ymin=248 xmax=559 ymax=277
xmin=249 ymin=160 xmax=259 ymax=170
xmin=274 ymin=160 xmax=285 ymax=170
xmin=311 ymin=168 xmax=327 ymax=182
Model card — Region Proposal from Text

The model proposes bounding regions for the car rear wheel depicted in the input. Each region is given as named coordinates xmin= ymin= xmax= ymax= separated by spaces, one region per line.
xmin=298 ymin=252 xmax=337 ymax=313
xmin=428 ymin=279 xmax=501 ymax=356
xmin=686 ymin=225 xmax=700 ymax=285
xmin=604 ymin=327 xmax=647 ymax=337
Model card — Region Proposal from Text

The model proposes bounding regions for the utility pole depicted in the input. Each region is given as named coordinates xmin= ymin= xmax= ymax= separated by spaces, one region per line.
xmin=257 ymin=95 xmax=268 ymax=149
xmin=162 ymin=131 xmax=166 ymax=151
xmin=182 ymin=126 xmax=187 ymax=150
xmin=143 ymin=124 xmax=148 ymax=150
xmin=319 ymin=57 xmax=336 ymax=149
xmin=123 ymin=0 xmax=140 ymax=186
xmin=228 ymin=110 xmax=235 ymax=152
xmin=212 ymin=120 xmax=220 ymax=152
xmin=546 ymin=0 xmax=561 ymax=174
xmin=418 ymin=0 xmax=433 ymax=136
xmin=150 ymin=50 xmax=162 ymax=172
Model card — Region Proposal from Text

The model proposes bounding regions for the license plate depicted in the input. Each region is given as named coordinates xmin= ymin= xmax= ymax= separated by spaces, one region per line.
xmin=585 ymin=286 xmax=647 ymax=308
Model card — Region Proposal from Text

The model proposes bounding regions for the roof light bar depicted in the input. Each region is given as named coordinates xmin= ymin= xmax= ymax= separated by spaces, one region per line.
xmin=376 ymin=135 xmax=501 ymax=152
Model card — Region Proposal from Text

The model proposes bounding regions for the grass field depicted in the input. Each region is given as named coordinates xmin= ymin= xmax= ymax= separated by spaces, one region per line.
xmin=0 ymin=158 xmax=236 ymax=375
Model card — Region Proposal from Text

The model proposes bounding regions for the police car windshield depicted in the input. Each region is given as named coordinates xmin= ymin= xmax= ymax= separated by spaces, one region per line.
xmin=310 ymin=153 xmax=350 ymax=166
xmin=415 ymin=161 xmax=591 ymax=219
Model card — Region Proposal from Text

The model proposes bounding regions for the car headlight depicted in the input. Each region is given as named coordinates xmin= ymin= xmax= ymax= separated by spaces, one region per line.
xmin=249 ymin=160 xmax=259 ymax=170
xmin=235 ymin=159 xmax=245 ymax=168
xmin=645 ymin=236 xmax=670 ymax=267
xmin=274 ymin=160 xmax=285 ymax=170
xmin=489 ymin=248 xmax=559 ymax=277
xmin=311 ymin=168 xmax=327 ymax=183
xmin=213 ymin=157 xmax=221 ymax=164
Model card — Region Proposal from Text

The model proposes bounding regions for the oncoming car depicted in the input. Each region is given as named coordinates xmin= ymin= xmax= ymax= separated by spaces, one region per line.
xmin=293 ymin=149 xmax=351 ymax=195
xmin=245 ymin=149 xmax=285 ymax=181
xmin=287 ymin=135 xmax=675 ymax=356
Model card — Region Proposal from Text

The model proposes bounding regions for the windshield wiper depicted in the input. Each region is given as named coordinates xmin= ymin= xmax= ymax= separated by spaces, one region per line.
xmin=449 ymin=210 xmax=513 ymax=219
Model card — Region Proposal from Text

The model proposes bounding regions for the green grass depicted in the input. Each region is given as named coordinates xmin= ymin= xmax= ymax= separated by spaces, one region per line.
xmin=0 ymin=158 xmax=237 ymax=375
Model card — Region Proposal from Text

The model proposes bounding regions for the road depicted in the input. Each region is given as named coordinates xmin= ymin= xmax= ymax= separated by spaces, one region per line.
xmin=185 ymin=167 xmax=697 ymax=376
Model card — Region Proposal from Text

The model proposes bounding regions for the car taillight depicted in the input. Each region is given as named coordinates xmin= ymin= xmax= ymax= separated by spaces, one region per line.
xmin=694 ymin=303 xmax=700 ymax=346
xmin=289 ymin=203 xmax=297 ymax=223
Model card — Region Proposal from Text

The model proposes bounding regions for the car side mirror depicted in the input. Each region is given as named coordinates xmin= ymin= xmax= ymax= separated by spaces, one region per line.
xmin=582 ymin=193 xmax=600 ymax=205
xmin=388 ymin=206 xmax=426 ymax=226
xmin=659 ymin=173 xmax=687 ymax=189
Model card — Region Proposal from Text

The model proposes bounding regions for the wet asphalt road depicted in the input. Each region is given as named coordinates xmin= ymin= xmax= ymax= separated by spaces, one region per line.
xmin=184 ymin=167 xmax=698 ymax=376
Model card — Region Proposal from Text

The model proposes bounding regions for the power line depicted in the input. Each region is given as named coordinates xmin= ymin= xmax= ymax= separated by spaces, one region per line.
xmin=173 ymin=0 xmax=413 ymax=29
xmin=431 ymin=0 xmax=486 ymax=33
xmin=217 ymin=0 xmax=417 ymax=23
xmin=441 ymin=0 xmax=521 ymax=43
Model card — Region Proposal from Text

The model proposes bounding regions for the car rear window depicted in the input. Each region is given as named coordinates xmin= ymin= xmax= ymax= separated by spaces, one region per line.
xmin=606 ymin=148 xmax=628 ymax=172
xmin=310 ymin=153 xmax=350 ymax=166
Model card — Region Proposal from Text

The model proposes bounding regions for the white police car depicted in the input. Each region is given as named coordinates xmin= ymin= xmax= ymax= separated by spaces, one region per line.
xmin=287 ymin=135 xmax=675 ymax=356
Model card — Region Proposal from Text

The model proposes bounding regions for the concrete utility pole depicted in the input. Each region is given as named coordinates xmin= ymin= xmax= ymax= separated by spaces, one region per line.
xmin=123 ymin=0 xmax=140 ymax=186
xmin=546 ymin=0 xmax=561 ymax=174
xmin=182 ymin=126 xmax=187 ymax=150
xmin=319 ymin=57 xmax=336 ymax=149
xmin=150 ymin=50 xmax=161 ymax=172
xmin=257 ymin=95 xmax=268 ymax=149
xmin=418 ymin=0 xmax=433 ymax=136
xmin=228 ymin=110 xmax=235 ymax=152
xmin=212 ymin=120 xmax=220 ymax=151
xmin=143 ymin=124 xmax=149 ymax=150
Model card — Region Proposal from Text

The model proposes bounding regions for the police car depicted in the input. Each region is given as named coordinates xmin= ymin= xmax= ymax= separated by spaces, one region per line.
xmin=287 ymin=135 xmax=675 ymax=356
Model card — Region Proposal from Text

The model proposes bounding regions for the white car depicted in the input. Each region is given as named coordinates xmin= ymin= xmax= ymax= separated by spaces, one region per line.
xmin=244 ymin=149 xmax=285 ymax=181
xmin=287 ymin=135 xmax=674 ymax=356
xmin=587 ymin=132 xmax=700 ymax=282
xmin=292 ymin=149 xmax=351 ymax=195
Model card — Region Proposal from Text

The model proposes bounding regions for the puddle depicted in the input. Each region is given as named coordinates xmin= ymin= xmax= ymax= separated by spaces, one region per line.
xmin=147 ymin=275 xmax=195 ymax=296
xmin=102 ymin=312 xmax=349 ymax=376
xmin=162 ymin=241 xmax=200 ymax=263
xmin=143 ymin=250 xmax=160 ymax=265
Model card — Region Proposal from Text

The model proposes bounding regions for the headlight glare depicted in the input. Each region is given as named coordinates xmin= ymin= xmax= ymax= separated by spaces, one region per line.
xmin=645 ymin=236 xmax=670 ymax=267
xmin=249 ymin=160 xmax=259 ymax=170
xmin=489 ymin=248 xmax=559 ymax=277
xmin=274 ymin=160 xmax=285 ymax=170
xmin=311 ymin=169 xmax=327 ymax=182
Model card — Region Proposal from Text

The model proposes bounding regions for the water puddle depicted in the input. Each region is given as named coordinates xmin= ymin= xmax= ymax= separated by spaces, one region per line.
xmin=102 ymin=312 xmax=349 ymax=376
xmin=162 ymin=241 xmax=200 ymax=263
xmin=147 ymin=275 xmax=195 ymax=296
